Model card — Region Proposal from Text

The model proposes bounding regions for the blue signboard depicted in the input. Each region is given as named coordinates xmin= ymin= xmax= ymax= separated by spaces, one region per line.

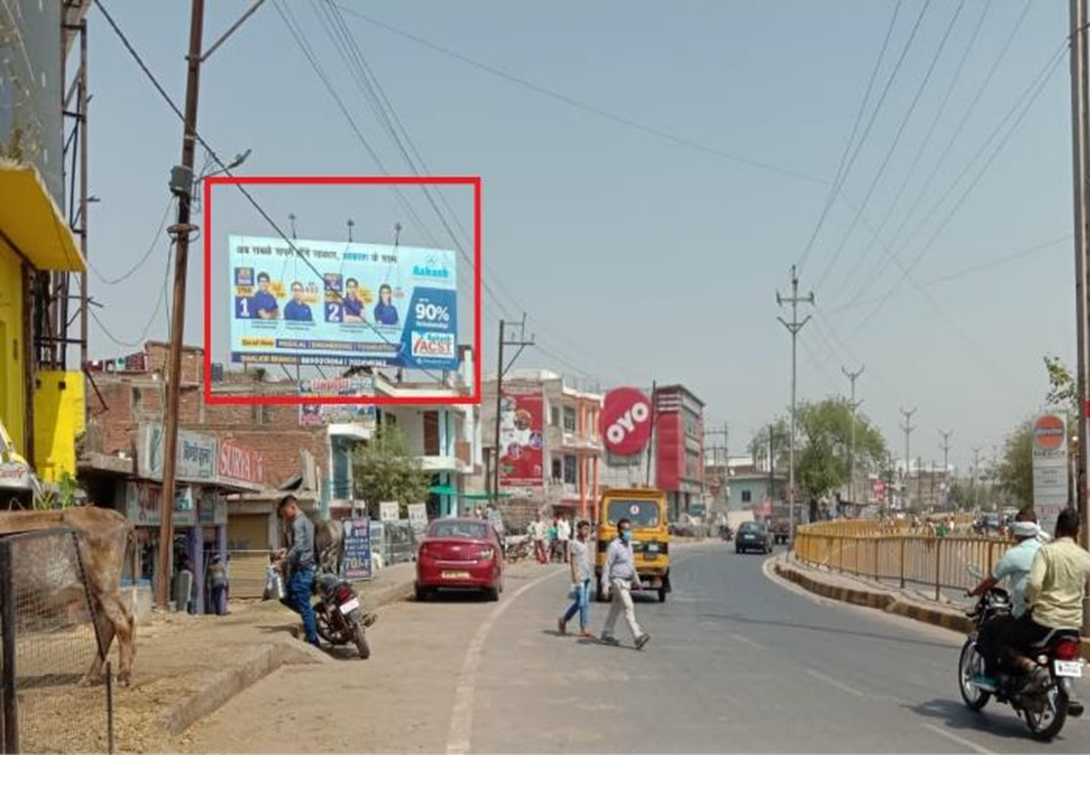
xmin=228 ymin=235 xmax=458 ymax=370
xmin=341 ymin=518 xmax=373 ymax=581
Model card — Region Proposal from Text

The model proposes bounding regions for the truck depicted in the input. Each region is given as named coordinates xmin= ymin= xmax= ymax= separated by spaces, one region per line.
xmin=595 ymin=487 xmax=671 ymax=603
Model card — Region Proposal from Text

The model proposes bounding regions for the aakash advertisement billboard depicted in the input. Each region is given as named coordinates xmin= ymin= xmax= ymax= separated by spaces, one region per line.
xmin=228 ymin=235 xmax=458 ymax=369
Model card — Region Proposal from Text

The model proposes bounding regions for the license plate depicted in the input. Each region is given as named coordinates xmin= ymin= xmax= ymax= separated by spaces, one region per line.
xmin=643 ymin=552 xmax=658 ymax=561
xmin=645 ymin=544 xmax=660 ymax=553
xmin=442 ymin=570 xmax=470 ymax=580
xmin=1055 ymin=660 xmax=1084 ymax=678
xmin=338 ymin=597 xmax=360 ymax=615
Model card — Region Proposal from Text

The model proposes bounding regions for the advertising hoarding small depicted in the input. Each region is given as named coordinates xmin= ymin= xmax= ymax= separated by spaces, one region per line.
xmin=298 ymin=376 xmax=377 ymax=429
xmin=1032 ymin=412 xmax=1069 ymax=533
xmin=341 ymin=518 xmax=373 ymax=581
xmin=499 ymin=382 xmax=545 ymax=487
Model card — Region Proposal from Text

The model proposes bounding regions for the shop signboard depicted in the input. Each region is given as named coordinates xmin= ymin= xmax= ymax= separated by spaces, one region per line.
xmin=137 ymin=423 xmax=217 ymax=483
xmin=125 ymin=481 xmax=197 ymax=527
xmin=341 ymin=517 xmax=373 ymax=581
xmin=298 ymin=376 xmax=377 ymax=430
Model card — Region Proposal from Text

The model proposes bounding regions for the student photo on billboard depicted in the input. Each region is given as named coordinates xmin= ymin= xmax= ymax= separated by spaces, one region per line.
xmin=252 ymin=271 xmax=278 ymax=319
xmin=284 ymin=281 xmax=313 ymax=322
xmin=374 ymin=283 xmax=399 ymax=326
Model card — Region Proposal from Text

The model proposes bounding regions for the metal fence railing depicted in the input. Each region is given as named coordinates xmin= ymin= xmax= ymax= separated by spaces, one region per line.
xmin=795 ymin=521 xmax=1012 ymax=600
xmin=1 ymin=529 xmax=113 ymax=754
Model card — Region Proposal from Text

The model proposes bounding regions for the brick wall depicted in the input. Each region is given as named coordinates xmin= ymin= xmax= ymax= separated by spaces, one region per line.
xmin=87 ymin=343 xmax=332 ymax=487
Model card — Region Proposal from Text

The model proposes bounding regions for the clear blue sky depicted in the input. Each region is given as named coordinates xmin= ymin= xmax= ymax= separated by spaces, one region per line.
xmin=85 ymin=0 xmax=1074 ymax=473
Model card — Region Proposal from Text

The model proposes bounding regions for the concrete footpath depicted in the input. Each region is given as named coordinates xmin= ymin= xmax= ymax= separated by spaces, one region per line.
xmin=106 ymin=562 xmax=417 ymax=753
xmin=771 ymin=553 xmax=1090 ymax=660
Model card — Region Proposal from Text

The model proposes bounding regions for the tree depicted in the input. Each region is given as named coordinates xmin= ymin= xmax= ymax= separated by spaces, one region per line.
xmin=752 ymin=398 xmax=887 ymax=502
xmin=352 ymin=424 xmax=430 ymax=518
xmin=996 ymin=420 xmax=1033 ymax=507
xmin=1044 ymin=355 xmax=1078 ymax=415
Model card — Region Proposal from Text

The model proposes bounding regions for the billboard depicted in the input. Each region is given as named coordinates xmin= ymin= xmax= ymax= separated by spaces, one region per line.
xmin=601 ymin=388 xmax=652 ymax=456
xmin=228 ymin=235 xmax=457 ymax=369
xmin=1032 ymin=412 xmax=1069 ymax=533
xmin=298 ymin=377 xmax=377 ymax=429
xmin=498 ymin=382 xmax=544 ymax=487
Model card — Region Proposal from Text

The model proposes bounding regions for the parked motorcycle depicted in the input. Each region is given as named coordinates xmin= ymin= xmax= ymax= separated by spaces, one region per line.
xmin=958 ymin=569 xmax=1084 ymax=740
xmin=312 ymin=571 xmax=373 ymax=660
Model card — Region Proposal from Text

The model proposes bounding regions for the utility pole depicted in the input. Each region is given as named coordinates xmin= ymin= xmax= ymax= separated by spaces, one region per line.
xmin=769 ymin=424 xmax=776 ymax=514
xmin=155 ymin=0 xmax=264 ymax=608
xmin=777 ymin=265 xmax=814 ymax=540
xmin=842 ymin=365 xmax=864 ymax=507
xmin=157 ymin=0 xmax=206 ymax=609
xmin=930 ymin=459 xmax=936 ymax=511
xmin=491 ymin=316 xmax=534 ymax=500
xmin=899 ymin=407 xmax=917 ymax=512
xmin=917 ymin=456 xmax=924 ymax=510
xmin=940 ymin=429 xmax=953 ymax=509
xmin=971 ymin=447 xmax=982 ymax=511
xmin=1070 ymin=0 xmax=1090 ymax=635
xmin=704 ymin=425 xmax=729 ymax=518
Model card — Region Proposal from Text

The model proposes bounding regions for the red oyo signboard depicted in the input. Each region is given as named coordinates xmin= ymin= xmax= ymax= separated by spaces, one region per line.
xmin=600 ymin=387 xmax=653 ymax=456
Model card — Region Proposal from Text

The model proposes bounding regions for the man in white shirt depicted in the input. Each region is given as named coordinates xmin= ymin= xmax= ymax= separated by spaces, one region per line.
xmin=557 ymin=516 xmax=572 ymax=563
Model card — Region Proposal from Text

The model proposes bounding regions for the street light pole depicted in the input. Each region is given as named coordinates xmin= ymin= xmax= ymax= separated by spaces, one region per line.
xmin=842 ymin=366 xmax=864 ymax=508
xmin=157 ymin=0 xmax=205 ymax=609
xmin=899 ymin=408 xmax=917 ymax=512
xmin=777 ymin=265 xmax=814 ymax=540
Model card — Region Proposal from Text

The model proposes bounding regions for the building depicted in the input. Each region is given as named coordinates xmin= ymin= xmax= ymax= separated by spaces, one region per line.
xmin=653 ymin=385 xmax=705 ymax=521
xmin=475 ymin=371 xmax=602 ymax=528
xmin=0 ymin=2 xmax=91 ymax=503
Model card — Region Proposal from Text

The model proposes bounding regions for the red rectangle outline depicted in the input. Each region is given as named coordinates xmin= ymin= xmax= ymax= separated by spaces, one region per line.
xmin=202 ymin=175 xmax=482 ymax=406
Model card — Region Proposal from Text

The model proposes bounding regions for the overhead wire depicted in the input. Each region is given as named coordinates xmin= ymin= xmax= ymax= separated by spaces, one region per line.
xmin=794 ymin=0 xmax=903 ymax=274
xmin=91 ymin=196 xmax=175 ymax=285
xmin=94 ymin=0 xmax=448 ymax=385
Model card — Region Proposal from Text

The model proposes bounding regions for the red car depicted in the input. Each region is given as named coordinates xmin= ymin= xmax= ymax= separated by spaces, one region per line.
xmin=415 ymin=518 xmax=504 ymax=601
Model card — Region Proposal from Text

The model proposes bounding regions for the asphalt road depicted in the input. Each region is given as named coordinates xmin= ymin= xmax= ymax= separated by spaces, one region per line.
xmin=179 ymin=543 xmax=1090 ymax=754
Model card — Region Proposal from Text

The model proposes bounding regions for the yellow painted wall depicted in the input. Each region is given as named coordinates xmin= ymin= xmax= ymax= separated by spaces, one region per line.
xmin=33 ymin=370 xmax=85 ymax=482
xmin=0 ymin=245 xmax=25 ymax=456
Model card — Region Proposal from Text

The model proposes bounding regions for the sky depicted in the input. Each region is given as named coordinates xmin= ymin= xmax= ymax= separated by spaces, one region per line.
xmin=82 ymin=0 xmax=1076 ymax=475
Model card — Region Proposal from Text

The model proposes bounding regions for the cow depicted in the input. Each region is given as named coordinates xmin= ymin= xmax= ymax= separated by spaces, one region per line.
xmin=0 ymin=507 xmax=135 ymax=686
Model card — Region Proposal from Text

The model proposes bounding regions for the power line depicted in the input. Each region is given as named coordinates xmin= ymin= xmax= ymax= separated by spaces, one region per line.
xmin=94 ymin=0 xmax=447 ymax=385
xmin=831 ymin=0 xmax=989 ymax=298
xmin=91 ymin=196 xmax=175 ymax=285
xmin=332 ymin=2 xmax=828 ymax=186
xmin=794 ymin=0 xmax=903 ymax=273
xmin=812 ymin=0 xmax=956 ymax=293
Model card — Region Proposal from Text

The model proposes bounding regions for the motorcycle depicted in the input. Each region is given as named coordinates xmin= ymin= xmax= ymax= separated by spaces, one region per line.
xmin=958 ymin=567 xmax=1085 ymax=740
xmin=311 ymin=571 xmax=374 ymax=660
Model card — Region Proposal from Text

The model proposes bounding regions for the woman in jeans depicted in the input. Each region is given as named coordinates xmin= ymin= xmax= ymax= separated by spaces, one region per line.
xmin=558 ymin=520 xmax=594 ymax=638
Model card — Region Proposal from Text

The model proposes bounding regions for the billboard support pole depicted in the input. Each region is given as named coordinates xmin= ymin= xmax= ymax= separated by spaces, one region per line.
xmin=158 ymin=0 xmax=206 ymax=609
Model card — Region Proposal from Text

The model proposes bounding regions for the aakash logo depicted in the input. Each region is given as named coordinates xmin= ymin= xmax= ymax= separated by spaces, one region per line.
xmin=411 ymin=332 xmax=455 ymax=360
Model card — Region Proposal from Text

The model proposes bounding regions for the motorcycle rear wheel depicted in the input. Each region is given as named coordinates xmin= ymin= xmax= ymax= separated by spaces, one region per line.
xmin=1023 ymin=683 xmax=1068 ymax=741
xmin=352 ymin=623 xmax=371 ymax=660
xmin=958 ymin=640 xmax=991 ymax=711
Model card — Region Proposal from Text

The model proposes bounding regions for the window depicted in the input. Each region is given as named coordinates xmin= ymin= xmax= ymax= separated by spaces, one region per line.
xmin=563 ymin=406 xmax=577 ymax=433
xmin=563 ymin=455 xmax=577 ymax=485
xmin=423 ymin=411 xmax=440 ymax=456
xmin=550 ymin=406 xmax=560 ymax=427
xmin=741 ymin=490 xmax=752 ymax=504
xmin=552 ymin=457 xmax=563 ymax=482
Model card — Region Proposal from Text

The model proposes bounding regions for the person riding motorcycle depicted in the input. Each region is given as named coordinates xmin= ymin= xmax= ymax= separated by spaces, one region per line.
xmin=1001 ymin=507 xmax=1090 ymax=689
xmin=967 ymin=508 xmax=1043 ymax=690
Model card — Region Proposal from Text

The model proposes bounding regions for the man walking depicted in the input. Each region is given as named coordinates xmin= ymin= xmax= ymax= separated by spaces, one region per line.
xmin=276 ymin=495 xmax=320 ymax=647
xmin=531 ymin=517 xmax=548 ymax=564
xmin=558 ymin=520 xmax=595 ymax=638
xmin=558 ymin=515 xmax=572 ymax=563
xmin=207 ymin=554 xmax=229 ymax=616
xmin=600 ymin=518 xmax=650 ymax=649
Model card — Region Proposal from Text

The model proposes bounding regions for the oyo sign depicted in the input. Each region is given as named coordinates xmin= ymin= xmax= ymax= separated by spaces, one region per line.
xmin=601 ymin=388 xmax=653 ymax=456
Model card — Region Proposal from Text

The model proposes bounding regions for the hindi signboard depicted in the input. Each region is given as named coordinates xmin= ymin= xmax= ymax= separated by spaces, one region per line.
xmin=341 ymin=518 xmax=373 ymax=581
xmin=379 ymin=501 xmax=401 ymax=523
xmin=1032 ymin=412 xmax=1069 ymax=533
xmin=137 ymin=423 xmax=217 ymax=483
xmin=408 ymin=503 xmax=428 ymax=530
xmin=298 ymin=376 xmax=377 ymax=430
xmin=228 ymin=235 xmax=458 ymax=370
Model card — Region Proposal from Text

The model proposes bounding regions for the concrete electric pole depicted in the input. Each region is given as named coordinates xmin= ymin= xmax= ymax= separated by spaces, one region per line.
xmin=777 ymin=265 xmax=814 ymax=540
xmin=939 ymin=429 xmax=953 ymax=509
xmin=842 ymin=365 xmax=864 ymax=507
xmin=899 ymin=408 xmax=917 ymax=512
xmin=1069 ymin=0 xmax=1090 ymax=633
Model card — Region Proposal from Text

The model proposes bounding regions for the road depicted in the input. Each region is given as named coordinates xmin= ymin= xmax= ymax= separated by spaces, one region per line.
xmin=179 ymin=543 xmax=1090 ymax=754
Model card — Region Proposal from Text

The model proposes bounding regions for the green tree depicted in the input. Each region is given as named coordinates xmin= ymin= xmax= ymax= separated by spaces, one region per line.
xmin=996 ymin=420 xmax=1033 ymax=507
xmin=1044 ymin=355 xmax=1078 ymax=415
xmin=752 ymin=398 xmax=887 ymax=501
xmin=352 ymin=424 xmax=430 ymax=518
